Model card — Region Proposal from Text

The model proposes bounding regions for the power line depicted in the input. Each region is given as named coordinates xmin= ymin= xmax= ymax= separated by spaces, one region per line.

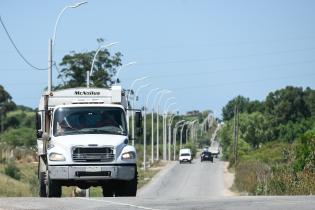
xmin=53 ymin=62 xmax=66 ymax=84
xmin=139 ymin=46 xmax=315 ymax=66
xmin=0 ymin=16 xmax=48 ymax=71
xmin=148 ymin=59 xmax=315 ymax=79
xmin=171 ymin=72 xmax=315 ymax=91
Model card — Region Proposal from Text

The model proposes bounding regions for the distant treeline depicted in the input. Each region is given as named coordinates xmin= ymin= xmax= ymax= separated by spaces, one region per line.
xmin=220 ymin=86 xmax=315 ymax=195
xmin=0 ymin=85 xmax=36 ymax=147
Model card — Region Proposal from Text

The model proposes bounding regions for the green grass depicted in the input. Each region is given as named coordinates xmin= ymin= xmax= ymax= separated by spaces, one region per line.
xmin=0 ymin=153 xmax=167 ymax=197
xmin=0 ymin=160 xmax=38 ymax=196
xmin=240 ymin=141 xmax=294 ymax=165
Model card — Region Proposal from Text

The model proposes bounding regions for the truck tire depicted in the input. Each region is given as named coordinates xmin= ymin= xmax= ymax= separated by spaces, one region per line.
xmin=39 ymin=172 xmax=47 ymax=197
xmin=46 ymin=172 xmax=62 ymax=197
xmin=115 ymin=169 xmax=138 ymax=197
xmin=102 ymin=182 xmax=114 ymax=197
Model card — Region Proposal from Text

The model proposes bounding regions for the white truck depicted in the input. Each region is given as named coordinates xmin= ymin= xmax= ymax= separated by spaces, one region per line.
xmin=179 ymin=148 xmax=192 ymax=164
xmin=36 ymin=86 xmax=142 ymax=197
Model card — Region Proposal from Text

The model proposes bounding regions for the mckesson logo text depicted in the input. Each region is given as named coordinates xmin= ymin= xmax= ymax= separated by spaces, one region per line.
xmin=74 ymin=91 xmax=101 ymax=95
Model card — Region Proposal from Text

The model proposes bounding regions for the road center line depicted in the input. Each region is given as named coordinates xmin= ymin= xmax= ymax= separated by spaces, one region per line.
xmin=77 ymin=197 xmax=161 ymax=210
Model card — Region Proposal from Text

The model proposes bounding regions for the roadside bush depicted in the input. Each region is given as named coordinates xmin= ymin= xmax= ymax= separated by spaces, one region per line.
xmin=183 ymin=141 xmax=197 ymax=158
xmin=0 ymin=127 xmax=36 ymax=147
xmin=234 ymin=160 xmax=270 ymax=195
xmin=294 ymin=130 xmax=315 ymax=172
xmin=4 ymin=160 xmax=21 ymax=180
xmin=267 ymin=166 xmax=315 ymax=195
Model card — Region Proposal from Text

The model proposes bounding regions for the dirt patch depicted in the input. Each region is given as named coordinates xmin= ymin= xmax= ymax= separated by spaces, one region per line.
xmin=223 ymin=161 xmax=236 ymax=196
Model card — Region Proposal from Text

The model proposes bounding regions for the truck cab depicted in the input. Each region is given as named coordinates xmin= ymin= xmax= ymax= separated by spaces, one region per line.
xmin=36 ymin=86 xmax=141 ymax=197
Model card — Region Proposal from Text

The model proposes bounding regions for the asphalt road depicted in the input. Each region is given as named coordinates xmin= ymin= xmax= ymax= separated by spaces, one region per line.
xmin=1 ymin=195 xmax=315 ymax=210
xmin=138 ymin=156 xmax=226 ymax=198
xmin=1 ymin=157 xmax=315 ymax=209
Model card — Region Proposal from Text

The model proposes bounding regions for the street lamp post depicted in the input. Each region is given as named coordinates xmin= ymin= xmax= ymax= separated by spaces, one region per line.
xmin=168 ymin=113 xmax=177 ymax=160
xmin=156 ymin=90 xmax=171 ymax=160
xmin=47 ymin=1 xmax=88 ymax=197
xmin=114 ymin=61 xmax=137 ymax=85
xmin=162 ymin=97 xmax=176 ymax=160
xmin=126 ymin=76 xmax=148 ymax=145
xmin=173 ymin=120 xmax=185 ymax=160
xmin=144 ymin=88 xmax=159 ymax=165
xmin=132 ymin=83 xmax=150 ymax=148
xmin=191 ymin=120 xmax=199 ymax=141
xmin=163 ymin=102 xmax=176 ymax=160
xmin=186 ymin=122 xmax=194 ymax=143
xmin=48 ymin=1 xmax=88 ymax=93
xmin=143 ymin=87 xmax=159 ymax=170
xmin=186 ymin=120 xmax=198 ymax=143
xmin=88 ymin=42 xmax=119 ymax=87
xmin=180 ymin=121 xmax=190 ymax=149
xmin=151 ymin=90 xmax=165 ymax=160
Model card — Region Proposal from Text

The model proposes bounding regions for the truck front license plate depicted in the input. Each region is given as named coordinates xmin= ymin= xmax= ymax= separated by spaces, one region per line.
xmin=85 ymin=166 xmax=101 ymax=172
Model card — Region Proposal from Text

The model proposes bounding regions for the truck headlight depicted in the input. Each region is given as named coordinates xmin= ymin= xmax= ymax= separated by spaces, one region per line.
xmin=121 ymin=151 xmax=136 ymax=160
xmin=49 ymin=153 xmax=66 ymax=161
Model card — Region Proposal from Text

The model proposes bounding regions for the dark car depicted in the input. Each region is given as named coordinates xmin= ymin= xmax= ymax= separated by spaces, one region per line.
xmin=201 ymin=151 xmax=213 ymax=162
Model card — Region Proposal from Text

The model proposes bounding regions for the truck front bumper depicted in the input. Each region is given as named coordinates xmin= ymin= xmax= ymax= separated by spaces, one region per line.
xmin=48 ymin=164 xmax=136 ymax=181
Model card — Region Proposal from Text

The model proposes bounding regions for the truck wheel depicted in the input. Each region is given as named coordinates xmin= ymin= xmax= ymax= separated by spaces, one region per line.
xmin=39 ymin=172 xmax=47 ymax=197
xmin=102 ymin=182 xmax=114 ymax=197
xmin=46 ymin=172 xmax=62 ymax=197
xmin=115 ymin=169 xmax=138 ymax=197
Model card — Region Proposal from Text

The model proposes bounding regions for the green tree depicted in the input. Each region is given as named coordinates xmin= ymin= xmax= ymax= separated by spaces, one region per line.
xmin=278 ymin=119 xmax=312 ymax=143
xmin=222 ymin=95 xmax=262 ymax=121
xmin=304 ymin=87 xmax=315 ymax=117
xmin=0 ymin=127 xmax=36 ymax=147
xmin=55 ymin=40 xmax=122 ymax=89
xmin=294 ymin=130 xmax=315 ymax=172
xmin=265 ymin=86 xmax=310 ymax=124
xmin=239 ymin=112 xmax=271 ymax=149
xmin=222 ymin=96 xmax=249 ymax=121
xmin=0 ymin=85 xmax=16 ymax=114
xmin=4 ymin=110 xmax=35 ymax=130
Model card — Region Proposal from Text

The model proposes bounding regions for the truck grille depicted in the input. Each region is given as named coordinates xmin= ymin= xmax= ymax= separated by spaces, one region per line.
xmin=72 ymin=147 xmax=114 ymax=162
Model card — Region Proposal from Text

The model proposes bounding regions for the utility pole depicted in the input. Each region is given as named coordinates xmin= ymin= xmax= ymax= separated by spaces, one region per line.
xmin=168 ymin=115 xmax=175 ymax=160
xmin=156 ymin=107 xmax=159 ymax=160
xmin=48 ymin=38 xmax=52 ymax=93
xmin=0 ymin=105 xmax=3 ymax=133
xmin=143 ymin=106 xmax=147 ymax=170
xmin=151 ymin=110 xmax=154 ymax=163
xmin=163 ymin=114 xmax=167 ymax=160
xmin=236 ymin=106 xmax=239 ymax=164
xmin=233 ymin=104 xmax=239 ymax=165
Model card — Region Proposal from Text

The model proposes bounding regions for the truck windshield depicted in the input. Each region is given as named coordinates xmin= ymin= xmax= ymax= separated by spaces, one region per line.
xmin=53 ymin=107 xmax=127 ymax=137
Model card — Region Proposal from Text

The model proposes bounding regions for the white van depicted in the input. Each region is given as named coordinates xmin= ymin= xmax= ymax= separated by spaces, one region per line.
xmin=179 ymin=148 xmax=192 ymax=164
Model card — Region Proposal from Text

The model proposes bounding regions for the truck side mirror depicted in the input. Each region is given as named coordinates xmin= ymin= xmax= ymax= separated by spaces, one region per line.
xmin=36 ymin=112 xmax=43 ymax=138
xmin=37 ymin=130 xmax=43 ymax=139
xmin=135 ymin=111 xmax=142 ymax=129
xmin=134 ymin=111 xmax=143 ymax=136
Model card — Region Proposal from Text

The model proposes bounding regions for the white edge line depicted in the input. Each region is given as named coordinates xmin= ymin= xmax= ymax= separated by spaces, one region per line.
xmin=77 ymin=197 xmax=161 ymax=210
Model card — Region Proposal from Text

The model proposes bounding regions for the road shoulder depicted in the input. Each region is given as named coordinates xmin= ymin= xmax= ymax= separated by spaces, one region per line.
xmin=223 ymin=161 xmax=236 ymax=196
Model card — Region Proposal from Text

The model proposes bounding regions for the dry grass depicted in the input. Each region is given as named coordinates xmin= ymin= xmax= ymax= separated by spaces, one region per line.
xmin=0 ymin=147 xmax=168 ymax=197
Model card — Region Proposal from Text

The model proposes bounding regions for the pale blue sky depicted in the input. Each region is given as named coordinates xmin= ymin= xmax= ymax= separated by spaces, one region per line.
xmin=1 ymin=0 xmax=315 ymax=117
